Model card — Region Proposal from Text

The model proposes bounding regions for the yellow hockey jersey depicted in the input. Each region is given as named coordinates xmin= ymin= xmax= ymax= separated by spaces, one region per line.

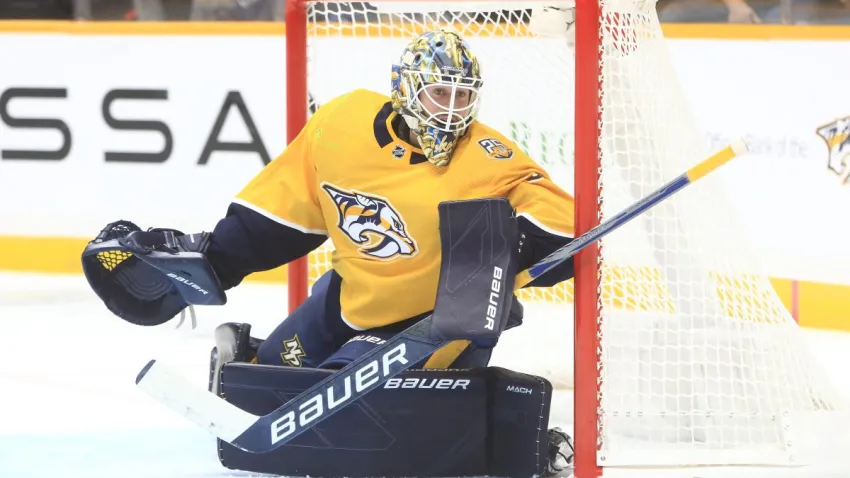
xmin=233 ymin=89 xmax=575 ymax=330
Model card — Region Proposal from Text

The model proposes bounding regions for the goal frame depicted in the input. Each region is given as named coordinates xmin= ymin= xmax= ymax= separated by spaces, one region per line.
xmin=284 ymin=1 xmax=605 ymax=476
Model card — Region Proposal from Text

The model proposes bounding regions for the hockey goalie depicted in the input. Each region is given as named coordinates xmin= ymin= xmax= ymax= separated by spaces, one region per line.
xmin=82 ymin=27 xmax=577 ymax=478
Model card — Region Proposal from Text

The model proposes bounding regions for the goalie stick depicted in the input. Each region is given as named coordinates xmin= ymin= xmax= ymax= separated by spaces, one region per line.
xmin=135 ymin=139 xmax=749 ymax=454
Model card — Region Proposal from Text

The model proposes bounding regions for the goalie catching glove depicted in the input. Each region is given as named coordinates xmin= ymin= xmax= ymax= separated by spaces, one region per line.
xmin=81 ymin=220 xmax=226 ymax=326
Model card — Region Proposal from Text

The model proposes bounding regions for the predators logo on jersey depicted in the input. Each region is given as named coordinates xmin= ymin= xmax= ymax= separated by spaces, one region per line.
xmin=478 ymin=138 xmax=514 ymax=160
xmin=322 ymin=183 xmax=418 ymax=260
xmin=816 ymin=117 xmax=850 ymax=184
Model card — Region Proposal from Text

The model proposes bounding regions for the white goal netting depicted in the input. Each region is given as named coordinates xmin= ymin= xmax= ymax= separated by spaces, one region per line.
xmin=296 ymin=0 xmax=850 ymax=472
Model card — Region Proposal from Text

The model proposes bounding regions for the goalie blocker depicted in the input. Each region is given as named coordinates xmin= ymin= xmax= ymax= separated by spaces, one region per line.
xmin=209 ymin=322 xmax=570 ymax=478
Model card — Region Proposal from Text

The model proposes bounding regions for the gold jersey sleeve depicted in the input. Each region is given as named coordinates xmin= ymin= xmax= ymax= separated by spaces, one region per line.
xmin=507 ymin=169 xmax=575 ymax=240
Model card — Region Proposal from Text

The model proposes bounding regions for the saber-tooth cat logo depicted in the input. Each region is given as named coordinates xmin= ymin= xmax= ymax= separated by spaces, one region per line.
xmin=322 ymin=183 xmax=418 ymax=260
xmin=816 ymin=117 xmax=850 ymax=185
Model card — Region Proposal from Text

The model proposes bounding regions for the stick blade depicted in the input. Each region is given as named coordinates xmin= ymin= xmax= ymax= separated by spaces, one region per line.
xmin=136 ymin=359 xmax=258 ymax=443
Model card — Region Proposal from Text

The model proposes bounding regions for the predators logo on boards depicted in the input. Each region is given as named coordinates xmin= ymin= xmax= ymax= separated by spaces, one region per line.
xmin=322 ymin=183 xmax=418 ymax=260
xmin=477 ymin=138 xmax=514 ymax=160
xmin=816 ymin=116 xmax=850 ymax=185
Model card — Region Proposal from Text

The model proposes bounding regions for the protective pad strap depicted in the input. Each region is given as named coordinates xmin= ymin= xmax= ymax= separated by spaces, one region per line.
xmin=431 ymin=198 xmax=519 ymax=342
xmin=216 ymin=364 xmax=551 ymax=477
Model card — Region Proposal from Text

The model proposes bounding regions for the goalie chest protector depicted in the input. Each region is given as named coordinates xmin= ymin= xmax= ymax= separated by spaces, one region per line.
xmin=214 ymin=362 xmax=553 ymax=478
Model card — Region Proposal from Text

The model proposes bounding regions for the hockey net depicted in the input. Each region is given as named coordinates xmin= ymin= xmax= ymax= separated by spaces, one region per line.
xmin=286 ymin=1 xmax=850 ymax=475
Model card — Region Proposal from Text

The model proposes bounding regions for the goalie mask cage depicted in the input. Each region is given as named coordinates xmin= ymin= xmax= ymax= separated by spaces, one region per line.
xmin=284 ymin=1 xmax=850 ymax=476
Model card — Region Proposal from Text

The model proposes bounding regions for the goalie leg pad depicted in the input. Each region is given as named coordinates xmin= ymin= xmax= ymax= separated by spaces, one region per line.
xmin=214 ymin=363 xmax=552 ymax=477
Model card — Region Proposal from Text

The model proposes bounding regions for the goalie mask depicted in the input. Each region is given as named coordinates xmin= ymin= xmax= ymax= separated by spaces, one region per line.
xmin=391 ymin=30 xmax=483 ymax=167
